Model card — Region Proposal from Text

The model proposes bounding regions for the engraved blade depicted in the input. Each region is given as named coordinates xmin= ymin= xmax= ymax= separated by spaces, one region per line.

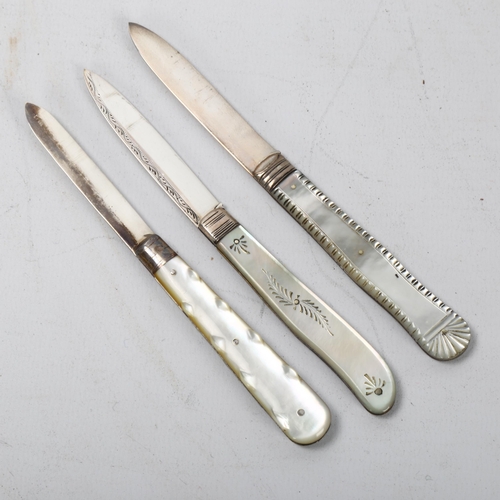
xmin=129 ymin=23 xmax=278 ymax=174
xmin=84 ymin=70 xmax=220 ymax=226
xmin=25 ymin=103 xmax=153 ymax=251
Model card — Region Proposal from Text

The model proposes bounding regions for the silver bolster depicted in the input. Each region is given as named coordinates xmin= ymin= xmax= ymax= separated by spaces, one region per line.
xmin=200 ymin=206 xmax=240 ymax=244
xmin=154 ymin=256 xmax=331 ymax=444
xmin=272 ymin=168 xmax=471 ymax=361
xmin=134 ymin=234 xmax=177 ymax=274
xmin=254 ymin=153 xmax=297 ymax=192
xmin=217 ymin=225 xmax=396 ymax=415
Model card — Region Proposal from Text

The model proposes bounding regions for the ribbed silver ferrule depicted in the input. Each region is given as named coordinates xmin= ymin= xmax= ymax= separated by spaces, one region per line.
xmin=200 ymin=207 xmax=240 ymax=244
xmin=254 ymin=154 xmax=297 ymax=192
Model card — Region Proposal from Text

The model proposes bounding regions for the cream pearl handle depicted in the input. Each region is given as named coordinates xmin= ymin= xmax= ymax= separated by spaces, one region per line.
xmin=153 ymin=255 xmax=331 ymax=445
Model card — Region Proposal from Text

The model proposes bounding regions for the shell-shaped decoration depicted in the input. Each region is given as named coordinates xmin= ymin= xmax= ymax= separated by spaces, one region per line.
xmin=364 ymin=374 xmax=386 ymax=396
xmin=422 ymin=314 xmax=471 ymax=361
xmin=230 ymin=236 xmax=250 ymax=254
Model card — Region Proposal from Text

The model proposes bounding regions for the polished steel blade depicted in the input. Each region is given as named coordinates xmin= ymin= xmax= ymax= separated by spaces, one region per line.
xmin=85 ymin=70 xmax=220 ymax=226
xmin=25 ymin=103 xmax=153 ymax=250
xmin=129 ymin=23 xmax=277 ymax=174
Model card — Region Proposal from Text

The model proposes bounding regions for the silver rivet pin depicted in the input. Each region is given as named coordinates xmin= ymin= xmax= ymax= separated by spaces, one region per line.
xmin=233 ymin=339 xmax=239 ymax=345
xmin=297 ymin=409 xmax=305 ymax=416
xmin=170 ymin=269 xmax=177 ymax=275
xmin=358 ymin=250 xmax=364 ymax=255
xmin=291 ymin=184 xmax=296 ymax=190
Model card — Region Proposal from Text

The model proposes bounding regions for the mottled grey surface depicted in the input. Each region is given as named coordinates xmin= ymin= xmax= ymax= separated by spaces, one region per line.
xmin=0 ymin=0 xmax=497 ymax=498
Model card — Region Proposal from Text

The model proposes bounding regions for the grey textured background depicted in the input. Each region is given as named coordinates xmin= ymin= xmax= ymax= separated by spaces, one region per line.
xmin=1 ymin=0 xmax=498 ymax=498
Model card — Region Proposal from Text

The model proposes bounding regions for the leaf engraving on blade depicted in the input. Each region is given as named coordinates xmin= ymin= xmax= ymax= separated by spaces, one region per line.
xmin=262 ymin=270 xmax=333 ymax=335
xmin=85 ymin=72 xmax=199 ymax=225
xmin=364 ymin=374 xmax=385 ymax=396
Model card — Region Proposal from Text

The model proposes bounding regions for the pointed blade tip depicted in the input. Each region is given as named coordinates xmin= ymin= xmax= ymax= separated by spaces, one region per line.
xmin=128 ymin=23 xmax=168 ymax=50
xmin=83 ymin=68 xmax=94 ymax=90
xmin=129 ymin=22 xmax=147 ymax=38
xmin=84 ymin=70 xmax=112 ymax=100
xmin=25 ymin=102 xmax=40 ymax=122
xmin=25 ymin=103 xmax=49 ymax=139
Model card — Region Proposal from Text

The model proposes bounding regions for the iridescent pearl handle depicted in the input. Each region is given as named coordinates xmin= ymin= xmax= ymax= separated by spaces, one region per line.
xmin=271 ymin=168 xmax=471 ymax=360
xmin=153 ymin=255 xmax=331 ymax=445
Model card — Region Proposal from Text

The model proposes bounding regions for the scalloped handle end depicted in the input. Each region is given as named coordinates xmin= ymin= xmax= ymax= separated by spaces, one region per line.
xmin=418 ymin=313 xmax=471 ymax=361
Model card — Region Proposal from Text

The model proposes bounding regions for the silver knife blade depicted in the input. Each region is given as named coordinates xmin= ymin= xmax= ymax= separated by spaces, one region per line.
xmin=26 ymin=103 xmax=153 ymax=250
xmin=128 ymin=23 xmax=277 ymax=174
xmin=84 ymin=71 xmax=396 ymax=414
xmin=84 ymin=70 xmax=219 ymax=226
xmin=128 ymin=24 xmax=471 ymax=360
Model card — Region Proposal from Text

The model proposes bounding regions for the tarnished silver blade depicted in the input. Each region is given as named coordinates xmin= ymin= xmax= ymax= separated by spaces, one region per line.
xmin=25 ymin=103 xmax=153 ymax=251
xmin=84 ymin=70 xmax=219 ymax=226
xmin=129 ymin=23 xmax=278 ymax=174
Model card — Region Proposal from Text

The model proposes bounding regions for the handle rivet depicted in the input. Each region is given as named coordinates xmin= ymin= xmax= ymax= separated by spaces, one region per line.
xmin=291 ymin=184 xmax=296 ymax=190
xmin=358 ymin=250 xmax=364 ymax=255
xmin=297 ymin=409 xmax=305 ymax=416
xmin=233 ymin=238 xmax=240 ymax=245
xmin=233 ymin=339 xmax=239 ymax=345
xmin=170 ymin=269 xmax=177 ymax=275
xmin=374 ymin=388 xmax=383 ymax=396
